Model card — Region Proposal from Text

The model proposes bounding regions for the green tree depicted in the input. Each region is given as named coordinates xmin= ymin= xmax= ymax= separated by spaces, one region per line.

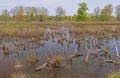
xmin=24 ymin=7 xmax=48 ymax=22
xmin=76 ymin=2 xmax=89 ymax=21
xmin=99 ymin=4 xmax=113 ymax=22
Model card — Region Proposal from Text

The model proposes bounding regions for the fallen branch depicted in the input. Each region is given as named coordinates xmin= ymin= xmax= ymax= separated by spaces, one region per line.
xmin=35 ymin=63 xmax=48 ymax=71
xmin=103 ymin=60 xmax=116 ymax=63
xmin=103 ymin=60 xmax=120 ymax=66
xmin=66 ymin=50 xmax=83 ymax=62
xmin=90 ymin=49 xmax=104 ymax=60
xmin=80 ymin=44 xmax=104 ymax=62
xmin=115 ymin=45 xmax=120 ymax=57
xmin=85 ymin=51 xmax=90 ymax=63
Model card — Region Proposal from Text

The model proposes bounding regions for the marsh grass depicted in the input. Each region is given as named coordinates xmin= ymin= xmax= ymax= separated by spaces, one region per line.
xmin=10 ymin=72 xmax=40 ymax=78
xmin=107 ymin=72 xmax=120 ymax=78
xmin=10 ymin=71 xmax=41 ymax=78
xmin=27 ymin=52 xmax=38 ymax=65
xmin=11 ymin=72 xmax=27 ymax=78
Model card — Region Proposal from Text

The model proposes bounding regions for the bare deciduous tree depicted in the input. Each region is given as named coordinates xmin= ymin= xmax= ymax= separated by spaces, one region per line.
xmin=40 ymin=7 xmax=48 ymax=16
xmin=115 ymin=4 xmax=120 ymax=20
xmin=25 ymin=6 xmax=34 ymax=21
xmin=93 ymin=6 xmax=101 ymax=20
xmin=38 ymin=7 xmax=48 ymax=22
xmin=10 ymin=7 xmax=17 ymax=21
xmin=2 ymin=9 xmax=9 ymax=22
xmin=55 ymin=6 xmax=66 ymax=20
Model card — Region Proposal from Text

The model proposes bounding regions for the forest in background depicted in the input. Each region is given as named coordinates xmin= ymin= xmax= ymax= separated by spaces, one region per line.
xmin=0 ymin=2 xmax=120 ymax=22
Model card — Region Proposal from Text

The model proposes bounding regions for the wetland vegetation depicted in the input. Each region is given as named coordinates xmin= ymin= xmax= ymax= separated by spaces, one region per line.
xmin=0 ymin=24 xmax=120 ymax=78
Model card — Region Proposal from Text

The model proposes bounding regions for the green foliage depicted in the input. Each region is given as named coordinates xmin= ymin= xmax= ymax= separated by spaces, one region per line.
xmin=0 ymin=4 xmax=119 ymax=22
xmin=99 ymin=4 xmax=113 ymax=22
xmin=76 ymin=2 xmax=89 ymax=21
xmin=0 ymin=23 xmax=36 ymax=27
xmin=107 ymin=72 xmax=120 ymax=78
xmin=103 ymin=49 xmax=113 ymax=55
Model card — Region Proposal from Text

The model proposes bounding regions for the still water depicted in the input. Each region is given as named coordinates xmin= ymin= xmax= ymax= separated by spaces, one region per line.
xmin=0 ymin=26 xmax=120 ymax=78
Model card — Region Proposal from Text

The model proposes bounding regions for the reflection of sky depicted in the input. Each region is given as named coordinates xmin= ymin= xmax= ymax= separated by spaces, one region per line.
xmin=61 ymin=27 xmax=70 ymax=39
xmin=0 ymin=0 xmax=119 ymax=15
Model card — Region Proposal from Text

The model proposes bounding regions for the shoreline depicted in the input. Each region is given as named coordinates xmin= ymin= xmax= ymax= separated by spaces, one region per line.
xmin=0 ymin=22 xmax=120 ymax=27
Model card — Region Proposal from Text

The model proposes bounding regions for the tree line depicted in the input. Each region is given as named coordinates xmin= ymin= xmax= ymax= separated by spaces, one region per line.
xmin=1 ymin=2 xmax=120 ymax=22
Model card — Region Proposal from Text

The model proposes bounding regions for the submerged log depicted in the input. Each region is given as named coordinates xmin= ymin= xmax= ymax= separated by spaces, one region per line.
xmin=104 ymin=60 xmax=116 ymax=63
xmin=35 ymin=51 xmax=83 ymax=71
xmin=66 ymin=52 xmax=83 ymax=62
xmin=35 ymin=63 xmax=48 ymax=71
xmin=103 ymin=60 xmax=120 ymax=65
xmin=85 ymin=52 xmax=90 ymax=63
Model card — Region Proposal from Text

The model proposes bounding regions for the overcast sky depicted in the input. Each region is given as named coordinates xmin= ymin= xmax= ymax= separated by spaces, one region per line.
xmin=0 ymin=0 xmax=120 ymax=15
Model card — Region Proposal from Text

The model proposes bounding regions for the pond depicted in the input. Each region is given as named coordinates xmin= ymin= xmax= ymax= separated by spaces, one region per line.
xmin=0 ymin=25 xmax=120 ymax=78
